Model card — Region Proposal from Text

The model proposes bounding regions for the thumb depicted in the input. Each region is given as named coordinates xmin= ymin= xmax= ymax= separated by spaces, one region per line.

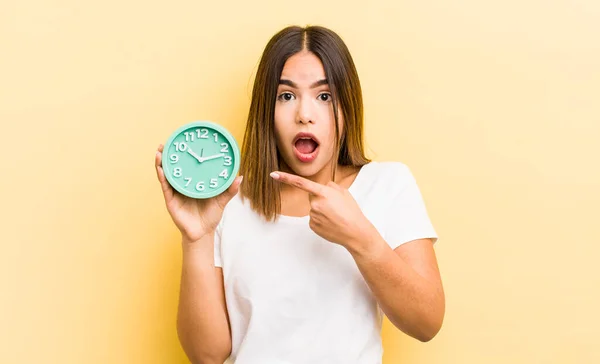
xmin=216 ymin=175 xmax=243 ymax=207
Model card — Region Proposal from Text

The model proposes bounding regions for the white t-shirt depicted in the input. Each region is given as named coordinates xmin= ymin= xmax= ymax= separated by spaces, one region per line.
xmin=214 ymin=161 xmax=438 ymax=364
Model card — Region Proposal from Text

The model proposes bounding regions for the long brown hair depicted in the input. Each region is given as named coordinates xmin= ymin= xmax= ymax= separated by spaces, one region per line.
xmin=240 ymin=25 xmax=370 ymax=221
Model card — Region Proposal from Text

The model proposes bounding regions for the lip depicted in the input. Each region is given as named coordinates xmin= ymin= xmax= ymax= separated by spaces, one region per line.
xmin=293 ymin=132 xmax=320 ymax=145
xmin=292 ymin=132 xmax=320 ymax=163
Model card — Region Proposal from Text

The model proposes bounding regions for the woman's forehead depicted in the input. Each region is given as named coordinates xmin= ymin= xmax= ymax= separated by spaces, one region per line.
xmin=280 ymin=51 xmax=326 ymax=85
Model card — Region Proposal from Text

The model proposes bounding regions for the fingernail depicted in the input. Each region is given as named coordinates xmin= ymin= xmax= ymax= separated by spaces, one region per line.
xmin=270 ymin=172 xmax=280 ymax=180
xmin=239 ymin=176 xmax=244 ymax=184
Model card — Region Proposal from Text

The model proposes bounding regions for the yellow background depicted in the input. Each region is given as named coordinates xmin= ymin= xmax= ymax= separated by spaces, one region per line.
xmin=1 ymin=0 xmax=599 ymax=363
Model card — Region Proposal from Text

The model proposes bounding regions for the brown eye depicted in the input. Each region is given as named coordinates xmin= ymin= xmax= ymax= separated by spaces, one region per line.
xmin=318 ymin=93 xmax=331 ymax=102
xmin=278 ymin=92 xmax=294 ymax=101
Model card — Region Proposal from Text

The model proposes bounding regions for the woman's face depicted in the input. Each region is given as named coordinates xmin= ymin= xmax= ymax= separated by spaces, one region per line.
xmin=274 ymin=50 xmax=342 ymax=178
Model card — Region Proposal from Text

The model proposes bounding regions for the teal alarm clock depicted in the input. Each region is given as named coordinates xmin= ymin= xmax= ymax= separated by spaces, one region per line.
xmin=162 ymin=121 xmax=241 ymax=199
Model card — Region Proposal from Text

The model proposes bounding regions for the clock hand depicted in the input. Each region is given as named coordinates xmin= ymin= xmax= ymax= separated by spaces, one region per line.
xmin=186 ymin=148 xmax=203 ymax=163
xmin=200 ymin=153 xmax=225 ymax=162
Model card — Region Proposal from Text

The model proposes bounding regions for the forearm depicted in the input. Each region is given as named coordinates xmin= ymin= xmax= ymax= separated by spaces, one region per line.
xmin=177 ymin=234 xmax=231 ymax=364
xmin=348 ymin=235 xmax=444 ymax=342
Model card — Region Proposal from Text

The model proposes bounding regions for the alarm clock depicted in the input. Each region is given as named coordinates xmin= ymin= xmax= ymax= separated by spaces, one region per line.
xmin=162 ymin=121 xmax=241 ymax=199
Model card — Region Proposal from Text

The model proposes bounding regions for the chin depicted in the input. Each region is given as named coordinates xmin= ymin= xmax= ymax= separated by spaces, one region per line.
xmin=289 ymin=162 xmax=324 ymax=178
xmin=281 ymin=150 xmax=331 ymax=178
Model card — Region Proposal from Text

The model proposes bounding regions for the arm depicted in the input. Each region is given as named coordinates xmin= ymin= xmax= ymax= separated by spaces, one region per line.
xmin=269 ymin=170 xmax=445 ymax=341
xmin=154 ymin=144 xmax=241 ymax=363
xmin=177 ymin=234 xmax=231 ymax=364
xmin=347 ymin=235 xmax=445 ymax=342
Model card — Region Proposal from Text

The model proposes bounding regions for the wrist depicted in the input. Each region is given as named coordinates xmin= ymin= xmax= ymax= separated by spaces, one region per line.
xmin=182 ymin=232 xmax=215 ymax=253
xmin=345 ymin=223 xmax=385 ymax=259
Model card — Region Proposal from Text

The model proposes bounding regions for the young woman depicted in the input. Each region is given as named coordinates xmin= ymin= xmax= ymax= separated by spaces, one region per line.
xmin=155 ymin=25 xmax=444 ymax=364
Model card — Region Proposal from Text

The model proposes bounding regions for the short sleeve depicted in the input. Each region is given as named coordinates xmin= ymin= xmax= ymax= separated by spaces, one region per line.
xmin=214 ymin=220 xmax=223 ymax=268
xmin=384 ymin=164 xmax=438 ymax=249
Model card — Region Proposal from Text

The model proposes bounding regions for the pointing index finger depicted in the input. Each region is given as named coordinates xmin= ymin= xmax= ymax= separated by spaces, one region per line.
xmin=270 ymin=171 xmax=324 ymax=196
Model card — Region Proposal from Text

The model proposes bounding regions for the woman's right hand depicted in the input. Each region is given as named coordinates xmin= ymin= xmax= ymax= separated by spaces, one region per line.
xmin=154 ymin=144 xmax=243 ymax=244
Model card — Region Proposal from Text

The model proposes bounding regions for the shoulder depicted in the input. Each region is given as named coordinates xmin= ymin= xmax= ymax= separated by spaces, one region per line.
xmin=357 ymin=160 xmax=417 ymax=193
xmin=219 ymin=192 xmax=265 ymax=230
xmin=221 ymin=192 xmax=247 ymax=219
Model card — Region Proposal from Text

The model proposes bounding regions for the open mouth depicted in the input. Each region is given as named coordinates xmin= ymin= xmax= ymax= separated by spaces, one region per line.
xmin=293 ymin=132 xmax=320 ymax=162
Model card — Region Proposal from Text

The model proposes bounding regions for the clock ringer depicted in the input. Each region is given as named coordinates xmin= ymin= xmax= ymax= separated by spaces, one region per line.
xmin=162 ymin=121 xmax=241 ymax=199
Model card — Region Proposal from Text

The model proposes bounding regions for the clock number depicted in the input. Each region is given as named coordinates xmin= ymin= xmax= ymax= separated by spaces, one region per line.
xmin=169 ymin=154 xmax=179 ymax=163
xmin=197 ymin=129 xmax=209 ymax=139
xmin=173 ymin=167 xmax=182 ymax=177
xmin=184 ymin=132 xmax=195 ymax=142
xmin=184 ymin=177 xmax=192 ymax=187
xmin=213 ymin=133 xmax=218 ymax=142
xmin=174 ymin=142 xmax=187 ymax=152
xmin=196 ymin=181 xmax=205 ymax=191
xmin=224 ymin=156 xmax=232 ymax=166
xmin=220 ymin=143 xmax=229 ymax=153
xmin=219 ymin=169 xmax=229 ymax=179
xmin=210 ymin=178 xmax=218 ymax=188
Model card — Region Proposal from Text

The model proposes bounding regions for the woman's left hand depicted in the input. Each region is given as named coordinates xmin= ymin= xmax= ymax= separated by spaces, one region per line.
xmin=270 ymin=171 xmax=377 ymax=250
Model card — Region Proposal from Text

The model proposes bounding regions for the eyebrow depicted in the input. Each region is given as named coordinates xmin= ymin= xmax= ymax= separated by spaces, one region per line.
xmin=278 ymin=78 xmax=329 ymax=89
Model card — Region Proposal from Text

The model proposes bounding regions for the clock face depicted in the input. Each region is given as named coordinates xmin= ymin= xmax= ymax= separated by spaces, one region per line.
xmin=162 ymin=121 xmax=240 ymax=199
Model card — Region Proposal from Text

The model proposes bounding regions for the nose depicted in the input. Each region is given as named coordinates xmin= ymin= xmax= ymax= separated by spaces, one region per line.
xmin=297 ymin=97 xmax=314 ymax=124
